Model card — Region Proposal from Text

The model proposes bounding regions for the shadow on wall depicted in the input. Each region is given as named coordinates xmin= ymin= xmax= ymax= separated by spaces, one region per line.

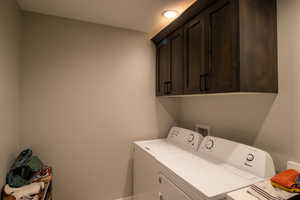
xmin=156 ymin=97 xmax=180 ymax=136
xmin=122 ymin=97 xmax=180 ymax=198
xmin=178 ymin=94 xmax=277 ymax=145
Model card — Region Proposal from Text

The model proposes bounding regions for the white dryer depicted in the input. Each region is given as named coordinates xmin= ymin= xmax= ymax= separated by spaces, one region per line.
xmin=133 ymin=127 xmax=275 ymax=200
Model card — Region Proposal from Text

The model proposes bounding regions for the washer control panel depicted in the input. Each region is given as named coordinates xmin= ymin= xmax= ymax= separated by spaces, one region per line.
xmin=167 ymin=127 xmax=204 ymax=152
xmin=200 ymin=137 xmax=217 ymax=152
xmin=187 ymin=134 xmax=195 ymax=143
xmin=205 ymin=138 xmax=215 ymax=150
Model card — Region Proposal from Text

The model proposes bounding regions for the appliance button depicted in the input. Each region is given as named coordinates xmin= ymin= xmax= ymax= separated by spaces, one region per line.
xmin=205 ymin=139 xmax=214 ymax=150
xmin=171 ymin=131 xmax=179 ymax=138
xmin=247 ymin=153 xmax=255 ymax=162
xmin=187 ymin=134 xmax=194 ymax=143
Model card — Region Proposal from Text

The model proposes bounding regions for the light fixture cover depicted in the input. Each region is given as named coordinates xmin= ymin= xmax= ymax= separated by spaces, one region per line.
xmin=162 ymin=10 xmax=178 ymax=19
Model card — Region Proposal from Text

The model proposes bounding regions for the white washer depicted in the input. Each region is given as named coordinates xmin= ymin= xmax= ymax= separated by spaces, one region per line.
xmin=133 ymin=127 xmax=203 ymax=200
xmin=133 ymin=127 xmax=275 ymax=200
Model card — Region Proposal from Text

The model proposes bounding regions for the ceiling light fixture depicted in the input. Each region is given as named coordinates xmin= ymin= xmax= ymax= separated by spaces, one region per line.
xmin=162 ymin=10 xmax=178 ymax=19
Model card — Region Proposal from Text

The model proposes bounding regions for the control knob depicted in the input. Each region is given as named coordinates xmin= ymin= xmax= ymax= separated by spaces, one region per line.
xmin=247 ymin=153 xmax=255 ymax=162
xmin=187 ymin=134 xmax=195 ymax=143
xmin=205 ymin=139 xmax=214 ymax=150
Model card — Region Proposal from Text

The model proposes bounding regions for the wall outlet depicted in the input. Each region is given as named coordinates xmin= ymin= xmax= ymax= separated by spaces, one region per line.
xmin=287 ymin=161 xmax=300 ymax=171
xmin=195 ymin=124 xmax=210 ymax=137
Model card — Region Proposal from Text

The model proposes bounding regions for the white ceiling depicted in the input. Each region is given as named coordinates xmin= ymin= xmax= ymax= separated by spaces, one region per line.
xmin=17 ymin=0 xmax=196 ymax=36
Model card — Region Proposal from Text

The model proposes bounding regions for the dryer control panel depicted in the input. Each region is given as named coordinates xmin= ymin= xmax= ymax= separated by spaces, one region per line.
xmin=198 ymin=136 xmax=275 ymax=179
xmin=167 ymin=127 xmax=204 ymax=152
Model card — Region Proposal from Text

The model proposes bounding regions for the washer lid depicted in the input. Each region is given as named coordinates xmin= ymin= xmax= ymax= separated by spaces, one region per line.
xmin=135 ymin=139 xmax=263 ymax=198
xmin=134 ymin=139 xmax=194 ymax=159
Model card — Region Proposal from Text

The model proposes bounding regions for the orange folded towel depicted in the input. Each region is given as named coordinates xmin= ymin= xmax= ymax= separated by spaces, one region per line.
xmin=271 ymin=169 xmax=299 ymax=189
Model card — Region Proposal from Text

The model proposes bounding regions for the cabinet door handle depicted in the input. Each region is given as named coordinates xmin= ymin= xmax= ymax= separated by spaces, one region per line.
xmin=159 ymin=194 xmax=164 ymax=200
xmin=167 ymin=81 xmax=172 ymax=94
xmin=158 ymin=177 xmax=162 ymax=184
xmin=200 ymin=74 xmax=209 ymax=92
xmin=199 ymin=75 xmax=202 ymax=92
xmin=164 ymin=82 xmax=168 ymax=94
xmin=164 ymin=81 xmax=172 ymax=95
xmin=200 ymin=75 xmax=205 ymax=92
xmin=204 ymin=73 xmax=209 ymax=91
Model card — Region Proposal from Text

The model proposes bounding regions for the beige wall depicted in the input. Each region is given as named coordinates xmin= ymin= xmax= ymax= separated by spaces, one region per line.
xmin=18 ymin=0 xmax=300 ymax=199
xmin=0 ymin=0 xmax=21 ymax=185
xmin=179 ymin=0 xmax=298 ymax=172
xmin=20 ymin=12 xmax=178 ymax=200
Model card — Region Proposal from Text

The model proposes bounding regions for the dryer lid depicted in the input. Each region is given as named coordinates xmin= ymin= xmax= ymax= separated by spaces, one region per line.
xmin=159 ymin=152 xmax=264 ymax=198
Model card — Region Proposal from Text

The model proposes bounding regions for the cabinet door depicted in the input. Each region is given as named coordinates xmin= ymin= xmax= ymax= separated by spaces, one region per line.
xmin=206 ymin=0 xmax=238 ymax=93
xmin=158 ymin=174 xmax=192 ymax=200
xmin=168 ymin=28 xmax=184 ymax=95
xmin=184 ymin=14 xmax=208 ymax=94
xmin=156 ymin=39 xmax=171 ymax=96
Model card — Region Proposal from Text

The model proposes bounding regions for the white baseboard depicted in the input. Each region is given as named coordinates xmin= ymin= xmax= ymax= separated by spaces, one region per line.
xmin=115 ymin=196 xmax=132 ymax=200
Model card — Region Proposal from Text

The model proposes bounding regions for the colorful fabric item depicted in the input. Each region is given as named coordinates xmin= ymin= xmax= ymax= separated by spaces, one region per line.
xmin=296 ymin=175 xmax=300 ymax=188
xmin=10 ymin=149 xmax=32 ymax=170
xmin=26 ymin=156 xmax=44 ymax=172
xmin=271 ymin=181 xmax=300 ymax=193
xmin=6 ymin=149 xmax=44 ymax=187
xmin=271 ymin=169 xmax=300 ymax=189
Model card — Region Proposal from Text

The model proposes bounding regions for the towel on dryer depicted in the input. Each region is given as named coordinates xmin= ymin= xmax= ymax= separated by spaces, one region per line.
xmin=247 ymin=181 xmax=298 ymax=200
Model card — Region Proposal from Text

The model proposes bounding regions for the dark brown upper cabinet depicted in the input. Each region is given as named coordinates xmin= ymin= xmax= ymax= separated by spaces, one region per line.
xmin=206 ymin=0 xmax=238 ymax=93
xmin=156 ymin=28 xmax=184 ymax=96
xmin=169 ymin=28 xmax=184 ymax=95
xmin=156 ymin=39 xmax=170 ymax=96
xmin=184 ymin=13 xmax=207 ymax=94
xmin=153 ymin=0 xmax=278 ymax=96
